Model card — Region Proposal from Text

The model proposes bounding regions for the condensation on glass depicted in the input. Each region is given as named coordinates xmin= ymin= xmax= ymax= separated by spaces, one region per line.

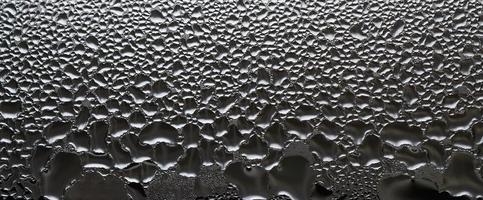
xmin=0 ymin=0 xmax=482 ymax=199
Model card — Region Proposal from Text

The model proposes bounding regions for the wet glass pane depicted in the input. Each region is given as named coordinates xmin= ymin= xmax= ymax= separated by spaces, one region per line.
xmin=0 ymin=0 xmax=482 ymax=199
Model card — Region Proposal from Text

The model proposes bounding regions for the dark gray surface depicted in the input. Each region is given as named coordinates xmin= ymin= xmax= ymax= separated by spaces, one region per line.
xmin=0 ymin=0 xmax=482 ymax=199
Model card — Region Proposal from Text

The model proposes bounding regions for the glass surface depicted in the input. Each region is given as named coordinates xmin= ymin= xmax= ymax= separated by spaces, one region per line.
xmin=0 ymin=0 xmax=482 ymax=199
